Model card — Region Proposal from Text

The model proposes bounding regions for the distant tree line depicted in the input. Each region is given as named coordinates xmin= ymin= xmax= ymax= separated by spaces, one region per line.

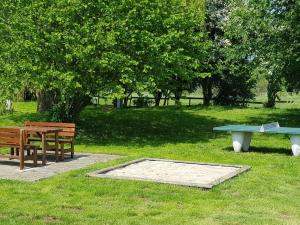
xmin=0 ymin=0 xmax=299 ymax=120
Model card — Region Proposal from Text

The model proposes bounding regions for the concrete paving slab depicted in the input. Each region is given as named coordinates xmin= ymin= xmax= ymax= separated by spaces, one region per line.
xmin=0 ymin=153 xmax=121 ymax=182
xmin=88 ymin=158 xmax=251 ymax=189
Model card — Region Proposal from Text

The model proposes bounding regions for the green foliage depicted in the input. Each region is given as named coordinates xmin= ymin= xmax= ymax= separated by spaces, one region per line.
xmin=1 ymin=0 xmax=298 ymax=112
xmin=197 ymin=0 xmax=257 ymax=106
xmin=225 ymin=0 xmax=299 ymax=107
xmin=133 ymin=96 xmax=154 ymax=108
xmin=282 ymin=1 xmax=300 ymax=91
xmin=214 ymin=61 xmax=256 ymax=105
xmin=0 ymin=0 xmax=209 ymax=119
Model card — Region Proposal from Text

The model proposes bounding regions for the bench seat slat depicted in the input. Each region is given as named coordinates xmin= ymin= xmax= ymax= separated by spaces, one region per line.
xmin=0 ymin=138 xmax=20 ymax=144
xmin=28 ymin=138 xmax=73 ymax=143
xmin=0 ymin=143 xmax=18 ymax=148
xmin=0 ymin=132 xmax=20 ymax=138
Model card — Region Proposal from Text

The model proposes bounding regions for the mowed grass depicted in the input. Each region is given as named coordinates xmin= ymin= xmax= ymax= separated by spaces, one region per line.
xmin=0 ymin=102 xmax=300 ymax=225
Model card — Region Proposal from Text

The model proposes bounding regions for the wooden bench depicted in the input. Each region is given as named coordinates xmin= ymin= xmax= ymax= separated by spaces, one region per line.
xmin=25 ymin=122 xmax=75 ymax=161
xmin=0 ymin=128 xmax=37 ymax=170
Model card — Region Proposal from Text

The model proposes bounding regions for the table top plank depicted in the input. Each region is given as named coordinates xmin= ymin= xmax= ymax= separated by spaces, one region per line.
xmin=1 ymin=126 xmax=63 ymax=133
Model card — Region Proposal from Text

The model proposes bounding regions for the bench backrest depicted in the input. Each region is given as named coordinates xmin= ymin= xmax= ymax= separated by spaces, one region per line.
xmin=0 ymin=128 xmax=23 ymax=148
xmin=24 ymin=122 xmax=76 ymax=139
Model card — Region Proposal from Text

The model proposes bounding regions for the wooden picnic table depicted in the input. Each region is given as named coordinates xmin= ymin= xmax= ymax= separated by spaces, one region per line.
xmin=23 ymin=127 xmax=63 ymax=165
xmin=3 ymin=126 xmax=63 ymax=165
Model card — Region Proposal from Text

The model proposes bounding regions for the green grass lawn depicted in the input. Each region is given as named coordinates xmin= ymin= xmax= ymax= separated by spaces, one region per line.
xmin=0 ymin=102 xmax=300 ymax=225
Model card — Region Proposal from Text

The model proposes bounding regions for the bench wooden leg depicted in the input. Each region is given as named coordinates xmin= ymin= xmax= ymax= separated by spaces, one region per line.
xmin=10 ymin=148 xmax=14 ymax=160
xmin=33 ymin=148 xmax=38 ymax=167
xmin=55 ymin=148 xmax=59 ymax=162
xmin=10 ymin=148 xmax=14 ymax=156
xmin=60 ymin=142 xmax=65 ymax=161
xmin=71 ymin=142 xmax=74 ymax=158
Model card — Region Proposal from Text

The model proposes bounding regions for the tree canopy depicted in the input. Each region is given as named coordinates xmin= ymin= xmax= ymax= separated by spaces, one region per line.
xmin=0 ymin=0 xmax=210 ymax=119
xmin=224 ymin=0 xmax=300 ymax=106
xmin=0 ymin=0 xmax=299 ymax=118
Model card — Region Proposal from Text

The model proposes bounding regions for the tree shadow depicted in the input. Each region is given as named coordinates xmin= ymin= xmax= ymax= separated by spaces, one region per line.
xmin=75 ymin=106 xmax=232 ymax=147
xmin=4 ymin=105 xmax=233 ymax=147
xmin=7 ymin=105 xmax=300 ymax=151
xmin=0 ymin=111 xmax=48 ymax=126
xmin=246 ymin=108 xmax=300 ymax=128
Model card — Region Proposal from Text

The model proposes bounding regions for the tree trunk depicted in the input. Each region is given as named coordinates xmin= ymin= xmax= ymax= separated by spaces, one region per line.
xmin=66 ymin=94 xmax=91 ymax=121
xmin=265 ymin=84 xmax=277 ymax=108
xmin=123 ymin=92 xmax=132 ymax=108
xmin=163 ymin=90 xmax=170 ymax=106
xmin=5 ymin=99 xmax=13 ymax=112
xmin=36 ymin=90 xmax=57 ymax=112
xmin=116 ymin=98 xmax=123 ymax=109
xmin=265 ymin=78 xmax=281 ymax=108
xmin=174 ymin=88 xmax=182 ymax=105
xmin=51 ymin=93 xmax=91 ymax=122
xmin=201 ymin=77 xmax=213 ymax=106
xmin=154 ymin=91 xmax=162 ymax=106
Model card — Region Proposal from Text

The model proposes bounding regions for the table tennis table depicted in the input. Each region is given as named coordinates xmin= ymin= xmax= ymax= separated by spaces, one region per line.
xmin=213 ymin=122 xmax=300 ymax=156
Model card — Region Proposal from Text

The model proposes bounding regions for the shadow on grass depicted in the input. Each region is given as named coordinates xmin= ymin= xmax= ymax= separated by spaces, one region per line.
xmin=222 ymin=146 xmax=291 ymax=156
xmin=6 ymin=104 xmax=300 ymax=150
xmin=247 ymin=108 xmax=300 ymax=127
xmin=249 ymin=147 xmax=291 ymax=155
xmin=76 ymin=106 xmax=231 ymax=147
xmin=0 ymin=111 xmax=48 ymax=126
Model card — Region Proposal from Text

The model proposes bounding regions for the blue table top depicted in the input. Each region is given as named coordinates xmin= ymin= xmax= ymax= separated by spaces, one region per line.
xmin=213 ymin=125 xmax=300 ymax=135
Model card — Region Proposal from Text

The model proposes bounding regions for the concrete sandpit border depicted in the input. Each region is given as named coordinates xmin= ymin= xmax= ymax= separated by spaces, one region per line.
xmin=88 ymin=158 xmax=251 ymax=189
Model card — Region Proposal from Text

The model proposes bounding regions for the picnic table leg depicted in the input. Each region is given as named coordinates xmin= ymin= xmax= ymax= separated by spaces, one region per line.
xmin=42 ymin=133 xmax=47 ymax=165
xmin=290 ymin=135 xmax=300 ymax=156
xmin=20 ymin=147 xmax=24 ymax=170
xmin=232 ymin=132 xmax=252 ymax=152
xmin=55 ymin=132 xmax=59 ymax=162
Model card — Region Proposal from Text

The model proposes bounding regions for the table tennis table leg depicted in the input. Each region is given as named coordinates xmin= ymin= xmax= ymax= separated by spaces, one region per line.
xmin=242 ymin=133 xmax=252 ymax=151
xmin=290 ymin=135 xmax=300 ymax=156
xmin=232 ymin=132 xmax=252 ymax=152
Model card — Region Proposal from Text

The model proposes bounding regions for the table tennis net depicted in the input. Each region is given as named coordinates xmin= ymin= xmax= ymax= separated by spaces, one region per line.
xmin=259 ymin=122 xmax=280 ymax=132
